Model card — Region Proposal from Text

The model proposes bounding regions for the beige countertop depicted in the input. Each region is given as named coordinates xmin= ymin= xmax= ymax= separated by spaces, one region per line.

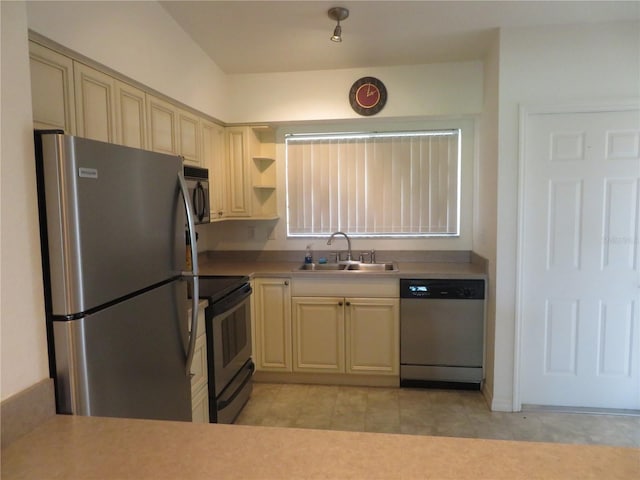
xmin=2 ymin=415 xmax=638 ymax=479
xmin=197 ymin=258 xmax=487 ymax=279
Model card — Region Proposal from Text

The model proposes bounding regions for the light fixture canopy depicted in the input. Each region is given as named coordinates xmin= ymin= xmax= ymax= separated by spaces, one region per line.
xmin=328 ymin=7 xmax=349 ymax=43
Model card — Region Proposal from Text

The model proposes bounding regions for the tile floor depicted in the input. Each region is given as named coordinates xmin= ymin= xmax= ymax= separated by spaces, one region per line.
xmin=235 ymin=382 xmax=640 ymax=448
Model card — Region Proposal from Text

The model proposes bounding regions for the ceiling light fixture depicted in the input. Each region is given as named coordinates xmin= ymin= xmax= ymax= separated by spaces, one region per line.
xmin=328 ymin=7 xmax=349 ymax=43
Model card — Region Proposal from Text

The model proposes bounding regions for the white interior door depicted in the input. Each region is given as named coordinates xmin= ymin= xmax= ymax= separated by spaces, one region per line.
xmin=519 ymin=106 xmax=640 ymax=409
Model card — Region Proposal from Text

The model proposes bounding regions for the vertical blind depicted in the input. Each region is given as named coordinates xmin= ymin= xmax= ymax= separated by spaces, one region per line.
xmin=286 ymin=130 xmax=460 ymax=237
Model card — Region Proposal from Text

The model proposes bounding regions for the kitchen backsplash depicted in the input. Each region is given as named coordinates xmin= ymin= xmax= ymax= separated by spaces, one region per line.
xmin=200 ymin=250 xmax=482 ymax=264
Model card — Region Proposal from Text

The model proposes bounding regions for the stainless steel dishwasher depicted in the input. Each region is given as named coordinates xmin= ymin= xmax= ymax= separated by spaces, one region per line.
xmin=400 ymin=279 xmax=485 ymax=390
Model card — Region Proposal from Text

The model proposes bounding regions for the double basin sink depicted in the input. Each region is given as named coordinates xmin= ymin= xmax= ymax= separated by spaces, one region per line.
xmin=298 ymin=262 xmax=397 ymax=272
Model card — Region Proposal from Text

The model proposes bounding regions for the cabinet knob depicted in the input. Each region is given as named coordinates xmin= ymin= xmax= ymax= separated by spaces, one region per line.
xmin=345 ymin=301 xmax=351 ymax=306
xmin=338 ymin=301 xmax=343 ymax=306
xmin=284 ymin=280 xmax=289 ymax=286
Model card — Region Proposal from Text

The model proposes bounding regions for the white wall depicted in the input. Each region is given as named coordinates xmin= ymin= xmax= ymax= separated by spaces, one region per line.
xmin=1 ymin=1 xmax=50 ymax=401
xmin=26 ymin=1 xmax=229 ymax=120
xmin=475 ymin=33 xmax=500 ymax=405
xmin=491 ymin=21 xmax=640 ymax=411
xmin=207 ymin=62 xmax=484 ymax=253
xmin=202 ymin=115 xmax=478 ymax=254
xmin=227 ymin=62 xmax=483 ymax=123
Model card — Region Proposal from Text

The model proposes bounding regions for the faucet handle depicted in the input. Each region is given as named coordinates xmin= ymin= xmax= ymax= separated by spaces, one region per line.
xmin=370 ymin=249 xmax=376 ymax=263
xmin=358 ymin=251 xmax=371 ymax=263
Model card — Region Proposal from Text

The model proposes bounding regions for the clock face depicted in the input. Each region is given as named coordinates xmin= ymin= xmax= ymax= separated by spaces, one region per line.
xmin=349 ymin=77 xmax=387 ymax=116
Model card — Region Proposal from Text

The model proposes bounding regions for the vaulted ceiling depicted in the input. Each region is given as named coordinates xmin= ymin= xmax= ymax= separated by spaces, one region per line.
xmin=160 ymin=1 xmax=639 ymax=74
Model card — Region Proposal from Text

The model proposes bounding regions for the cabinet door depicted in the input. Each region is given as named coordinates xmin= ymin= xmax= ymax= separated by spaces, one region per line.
xmin=74 ymin=62 xmax=117 ymax=143
xmin=115 ymin=81 xmax=147 ymax=149
xmin=253 ymin=278 xmax=292 ymax=372
xmin=346 ymin=298 xmax=399 ymax=375
xmin=202 ymin=120 xmax=226 ymax=220
xmin=146 ymin=95 xmax=178 ymax=155
xmin=29 ymin=42 xmax=76 ymax=133
xmin=225 ymin=127 xmax=252 ymax=217
xmin=178 ymin=109 xmax=201 ymax=166
xmin=292 ymin=297 xmax=344 ymax=373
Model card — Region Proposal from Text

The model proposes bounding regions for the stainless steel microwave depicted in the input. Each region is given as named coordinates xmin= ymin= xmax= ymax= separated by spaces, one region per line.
xmin=183 ymin=166 xmax=210 ymax=224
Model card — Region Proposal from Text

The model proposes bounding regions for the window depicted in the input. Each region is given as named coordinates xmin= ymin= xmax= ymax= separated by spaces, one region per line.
xmin=285 ymin=129 xmax=461 ymax=237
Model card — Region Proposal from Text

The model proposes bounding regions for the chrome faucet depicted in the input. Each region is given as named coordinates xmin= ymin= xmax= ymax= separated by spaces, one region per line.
xmin=327 ymin=231 xmax=352 ymax=261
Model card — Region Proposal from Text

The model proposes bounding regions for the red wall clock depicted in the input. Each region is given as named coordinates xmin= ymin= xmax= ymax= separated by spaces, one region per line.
xmin=349 ymin=77 xmax=387 ymax=116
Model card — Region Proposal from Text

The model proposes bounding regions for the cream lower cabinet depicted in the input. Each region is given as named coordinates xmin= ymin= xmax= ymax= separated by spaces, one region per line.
xmin=292 ymin=297 xmax=399 ymax=376
xmin=292 ymin=297 xmax=344 ymax=373
xmin=189 ymin=300 xmax=209 ymax=423
xmin=346 ymin=298 xmax=399 ymax=375
xmin=252 ymin=277 xmax=292 ymax=372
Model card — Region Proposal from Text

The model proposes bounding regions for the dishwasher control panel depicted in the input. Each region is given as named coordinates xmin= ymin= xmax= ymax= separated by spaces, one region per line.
xmin=400 ymin=279 xmax=485 ymax=299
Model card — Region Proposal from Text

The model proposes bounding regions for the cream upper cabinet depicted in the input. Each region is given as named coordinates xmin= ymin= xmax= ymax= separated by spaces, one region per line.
xmin=115 ymin=81 xmax=147 ymax=149
xmin=146 ymin=95 xmax=178 ymax=155
xmin=178 ymin=109 xmax=201 ymax=167
xmin=225 ymin=127 xmax=252 ymax=217
xmin=292 ymin=297 xmax=345 ymax=373
xmin=223 ymin=125 xmax=279 ymax=219
xmin=249 ymin=127 xmax=278 ymax=219
xmin=74 ymin=62 xmax=117 ymax=143
xmin=346 ymin=298 xmax=399 ymax=375
xmin=147 ymin=95 xmax=202 ymax=164
xmin=202 ymin=120 xmax=226 ymax=220
xmin=29 ymin=41 xmax=76 ymax=133
xmin=253 ymin=277 xmax=292 ymax=372
xmin=292 ymin=296 xmax=398 ymax=376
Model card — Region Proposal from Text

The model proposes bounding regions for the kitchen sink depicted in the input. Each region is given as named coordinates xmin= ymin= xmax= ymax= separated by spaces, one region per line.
xmin=297 ymin=262 xmax=397 ymax=272
xmin=346 ymin=263 xmax=396 ymax=271
xmin=298 ymin=263 xmax=347 ymax=271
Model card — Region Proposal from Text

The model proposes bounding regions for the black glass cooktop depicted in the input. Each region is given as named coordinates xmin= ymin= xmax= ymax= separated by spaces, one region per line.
xmin=194 ymin=275 xmax=250 ymax=304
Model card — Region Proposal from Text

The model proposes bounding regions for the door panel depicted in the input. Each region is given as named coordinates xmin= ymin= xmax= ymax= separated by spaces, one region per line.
xmin=53 ymin=280 xmax=191 ymax=420
xmin=520 ymin=108 xmax=640 ymax=409
xmin=292 ymin=297 xmax=344 ymax=373
xmin=40 ymin=134 xmax=184 ymax=315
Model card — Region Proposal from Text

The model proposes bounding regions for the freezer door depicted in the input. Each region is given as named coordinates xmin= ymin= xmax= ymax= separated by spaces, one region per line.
xmin=52 ymin=280 xmax=192 ymax=421
xmin=39 ymin=133 xmax=184 ymax=316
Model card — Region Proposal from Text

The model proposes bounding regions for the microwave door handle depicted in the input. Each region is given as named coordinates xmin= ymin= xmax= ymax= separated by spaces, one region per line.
xmin=178 ymin=170 xmax=199 ymax=376
xmin=194 ymin=181 xmax=206 ymax=222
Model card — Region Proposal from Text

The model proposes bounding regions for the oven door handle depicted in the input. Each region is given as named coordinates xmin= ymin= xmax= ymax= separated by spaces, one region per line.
xmin=178 ymin=169 xmax=199 ymax=376
xmin=211 ymin=284 xmax=252 ymax=318
xmin=217 ymin=361 xmax=255 ymax=411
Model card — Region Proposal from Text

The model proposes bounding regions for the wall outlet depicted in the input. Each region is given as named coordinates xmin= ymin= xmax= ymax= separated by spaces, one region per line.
xmin=247 ymin=226 xmax=256 ymax=240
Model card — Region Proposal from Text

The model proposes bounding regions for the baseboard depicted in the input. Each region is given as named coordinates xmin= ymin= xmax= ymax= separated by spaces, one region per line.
xmin=254 ymin=371 xmax=400 ymax=388
xmin=486 ymin=388 xmax=515 ymax=412
xmin=1 ymin=378 xmax=56 ymax=449
xmin=522 ymin=404 xmax=640 ymax=417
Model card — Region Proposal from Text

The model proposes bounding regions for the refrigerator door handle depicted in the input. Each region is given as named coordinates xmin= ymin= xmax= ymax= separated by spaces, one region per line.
xmin=178 ymin=170 xmax=199 ymax=376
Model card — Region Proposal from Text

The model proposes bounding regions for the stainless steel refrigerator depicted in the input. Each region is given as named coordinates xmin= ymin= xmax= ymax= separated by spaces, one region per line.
xmin=35 ymin=131 xmax=200 ymax=422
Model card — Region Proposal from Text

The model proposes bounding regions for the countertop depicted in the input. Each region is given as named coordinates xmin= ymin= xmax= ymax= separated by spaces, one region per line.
xmin=2 ymin=415 xmax=637 ymax=479
xmin=197 ymin=258 xmax=487 ymax=279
